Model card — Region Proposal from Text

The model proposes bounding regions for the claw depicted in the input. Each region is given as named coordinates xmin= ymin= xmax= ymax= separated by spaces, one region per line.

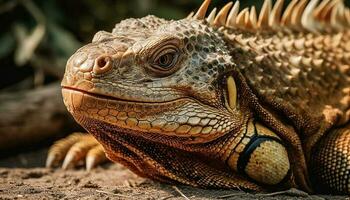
xmin=62 ymin=150 xmax=77 ymax=170
xmin=86 ymin=145 xmax=107 ymax=171
xmin=45 ymin=153 xmax=57 ymax=168
xmin=61 ymin=136 xmax=100 ymax=169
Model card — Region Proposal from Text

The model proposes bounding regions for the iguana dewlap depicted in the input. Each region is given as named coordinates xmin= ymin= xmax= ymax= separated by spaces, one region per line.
xmin=51 ymin=0 xmax=350 ymax=195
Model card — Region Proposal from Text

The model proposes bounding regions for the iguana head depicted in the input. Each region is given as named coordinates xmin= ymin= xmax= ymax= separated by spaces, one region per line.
xmin=62 ymin=14 xmax=247 ymax=143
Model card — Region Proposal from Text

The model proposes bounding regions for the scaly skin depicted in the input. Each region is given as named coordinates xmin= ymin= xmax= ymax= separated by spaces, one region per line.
xmin=58 ymin=0 xmax=350 ymax=195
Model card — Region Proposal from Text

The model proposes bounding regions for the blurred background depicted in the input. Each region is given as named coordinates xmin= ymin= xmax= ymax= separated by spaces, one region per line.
xmin=0 ymin=0 xmax=267 ymax=158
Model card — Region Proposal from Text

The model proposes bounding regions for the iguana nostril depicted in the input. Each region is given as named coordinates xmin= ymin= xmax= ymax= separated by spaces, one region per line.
xmin=93 ymin=55 xmax=113 ymax=74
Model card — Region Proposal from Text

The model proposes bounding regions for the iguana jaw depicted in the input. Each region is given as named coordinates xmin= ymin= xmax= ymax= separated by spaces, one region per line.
xmin=72 ymin=113 xmax=263 ymax=191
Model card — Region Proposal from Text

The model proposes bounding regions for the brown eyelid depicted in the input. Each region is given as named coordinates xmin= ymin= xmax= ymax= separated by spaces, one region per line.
xmin=145 ymin=36 xmax=183 ymax=59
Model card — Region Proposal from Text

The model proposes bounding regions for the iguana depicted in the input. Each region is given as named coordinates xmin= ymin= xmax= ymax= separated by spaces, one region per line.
xmin=46 ymin=0 xmax=350 ymax=195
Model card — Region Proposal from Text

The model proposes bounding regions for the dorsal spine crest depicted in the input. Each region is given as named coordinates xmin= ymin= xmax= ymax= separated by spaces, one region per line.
xmin=189 ymin=0 xmax=350 ymax=33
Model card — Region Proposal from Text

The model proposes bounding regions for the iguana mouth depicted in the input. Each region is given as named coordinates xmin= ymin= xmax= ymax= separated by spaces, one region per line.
xmin=62 ymin=86 xmax=176 ymax=104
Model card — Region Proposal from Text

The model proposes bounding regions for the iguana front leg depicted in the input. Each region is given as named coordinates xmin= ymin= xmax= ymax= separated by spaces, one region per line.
xmin=311 ymin=124 xmax=350 ymax=194
xmin=46 ymin=133 xmax=108 ymax=170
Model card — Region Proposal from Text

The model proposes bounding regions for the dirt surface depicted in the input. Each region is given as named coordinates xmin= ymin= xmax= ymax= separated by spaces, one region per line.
xmin=0 ymin=149 xmax=348 ymax=200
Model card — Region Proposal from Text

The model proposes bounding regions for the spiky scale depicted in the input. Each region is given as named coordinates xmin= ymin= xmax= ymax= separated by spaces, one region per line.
xmin=247 ymin=6 xmax=258 ymax=29
xmin=194 ymin=0 xmax=211 ymax=20
xmin=214 ymin=2 xmax=233 ymax=27
xmin=236 ymin=8 xmax=249 ymax=27
xmin=207 ymin=8 xmax=217 ymax=25
xmin=269 ymin=0 xmax=284 ymax=27
xmin=281 ymin=0 xmax=298 ymax=25
xmin=258 ymin=0 xmax=272 ymax=28
xmin=226 ymin=1 xmax=240 ymax=28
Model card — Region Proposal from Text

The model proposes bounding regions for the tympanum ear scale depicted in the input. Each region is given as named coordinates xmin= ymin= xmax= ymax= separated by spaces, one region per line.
xmin=227 ymin=76 xmax=237 ymax=109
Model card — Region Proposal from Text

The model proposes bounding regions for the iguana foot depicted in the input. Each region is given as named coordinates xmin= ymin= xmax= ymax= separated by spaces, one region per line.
xmin=46 ymin=132 xmax=108 ymax=170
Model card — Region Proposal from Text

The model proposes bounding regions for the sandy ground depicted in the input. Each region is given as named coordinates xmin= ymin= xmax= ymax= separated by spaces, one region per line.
xmin=0 ymin=149 xmax=348 ymax=200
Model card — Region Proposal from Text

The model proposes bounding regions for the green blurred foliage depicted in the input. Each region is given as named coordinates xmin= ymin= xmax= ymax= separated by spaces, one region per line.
xmin=0 ymin=0 xmax=268 ymax=89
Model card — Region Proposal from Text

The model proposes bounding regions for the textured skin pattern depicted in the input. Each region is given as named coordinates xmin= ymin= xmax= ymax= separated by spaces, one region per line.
xmin=232 ymin=29 xmax=350 ymax=134
xmin=311 ymin=124 xmax=350 ymax=194
xmin=60 ymin=0 xmax=350 ymax=195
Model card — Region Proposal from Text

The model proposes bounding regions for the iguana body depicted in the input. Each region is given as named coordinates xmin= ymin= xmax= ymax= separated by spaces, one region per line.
xmin=49 ymin=0 xmax=350 ymax=194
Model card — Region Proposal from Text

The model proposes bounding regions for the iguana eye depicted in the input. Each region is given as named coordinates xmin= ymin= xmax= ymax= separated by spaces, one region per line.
xmin=152 ymin=47 xmax=179 ymax=71
xmin=147 ymin=42 xmax=182 ymax=75
xmin=156 ymin=51 xmax=177 ymax=68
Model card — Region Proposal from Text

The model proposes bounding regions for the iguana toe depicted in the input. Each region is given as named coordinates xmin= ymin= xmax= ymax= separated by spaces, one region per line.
xmin=46 ymin=132 xmax=86 ymax=168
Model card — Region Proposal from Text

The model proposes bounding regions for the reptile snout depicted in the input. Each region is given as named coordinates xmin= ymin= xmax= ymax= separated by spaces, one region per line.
xmin=67 ymin=48 xmax=134 ymax=76
xmin=62 ymin=43 xmax=136 ymax=90
xmin=67 ymin=50 xmax=116 ymax=76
